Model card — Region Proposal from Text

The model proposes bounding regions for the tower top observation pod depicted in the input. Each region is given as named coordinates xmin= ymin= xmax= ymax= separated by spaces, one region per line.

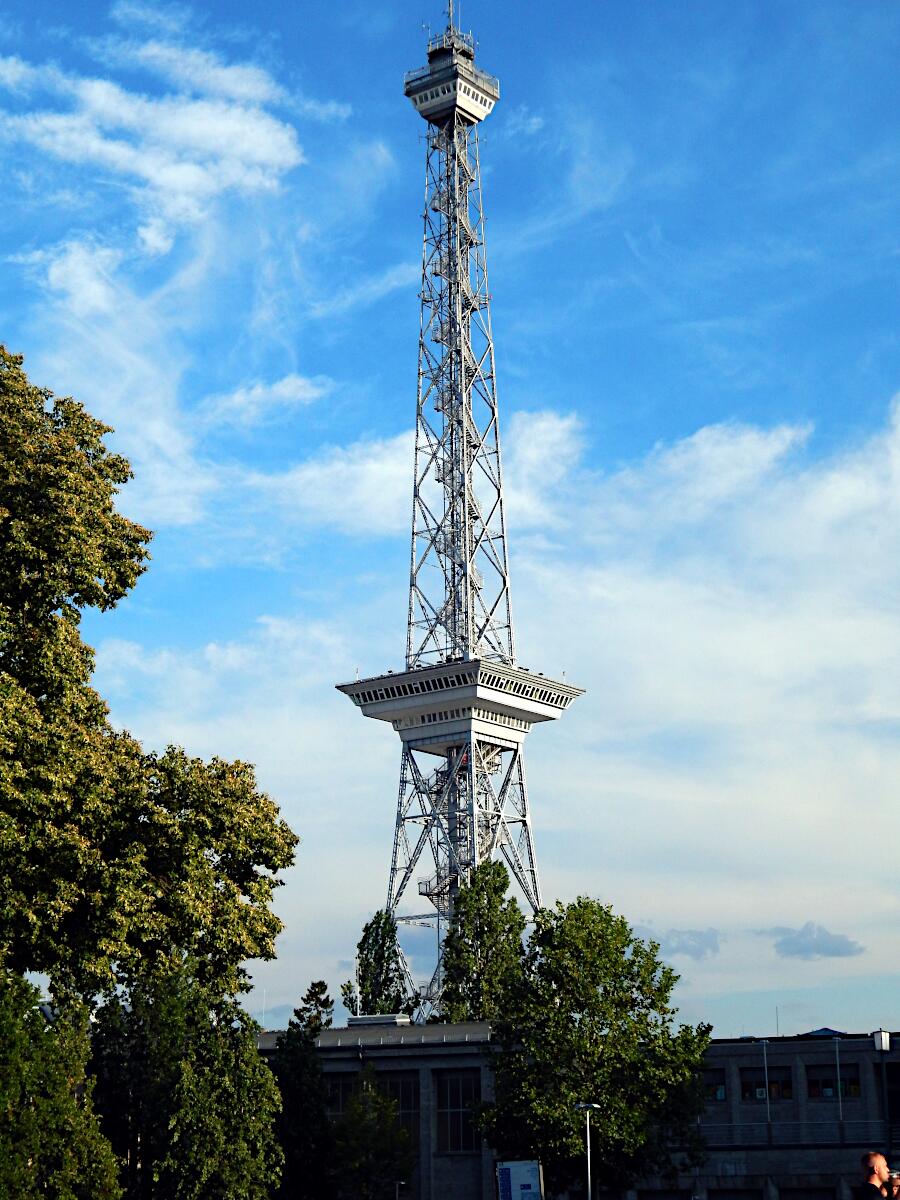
xmin=403 ymin=5 xmax=499 ymax=126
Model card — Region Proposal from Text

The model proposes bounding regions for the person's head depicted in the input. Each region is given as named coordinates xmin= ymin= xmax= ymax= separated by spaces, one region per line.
xmin=862 ymin=1152 xmax=890 ymax=1183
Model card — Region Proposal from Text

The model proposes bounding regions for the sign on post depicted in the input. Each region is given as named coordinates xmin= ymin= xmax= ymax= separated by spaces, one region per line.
xmin=497 ymin=1160 xmax=544 ymax=1200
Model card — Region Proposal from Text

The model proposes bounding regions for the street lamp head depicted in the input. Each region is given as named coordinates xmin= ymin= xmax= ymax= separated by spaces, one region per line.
xmin=874 ymin=1029 xmax=891 ymax=1053
xmin=576 ymin=1102 xmax=602 ymax=1110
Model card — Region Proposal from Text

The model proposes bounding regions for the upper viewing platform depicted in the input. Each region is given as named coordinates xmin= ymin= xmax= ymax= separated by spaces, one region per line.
xmin=404 ymin=19 xmax=499 ymax=126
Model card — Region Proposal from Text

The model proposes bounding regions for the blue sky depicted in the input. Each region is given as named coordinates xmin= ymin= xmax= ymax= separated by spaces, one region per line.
xmin=2 ymin=0 xmax=899 ymax=1036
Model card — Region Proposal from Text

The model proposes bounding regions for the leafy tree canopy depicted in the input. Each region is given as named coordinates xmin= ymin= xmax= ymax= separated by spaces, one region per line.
xmin=440 ymin=859 xmax=525 ymax=1022
xmin=341 ymin=910 xmax=412 ymax=1016
xmin=270 ymin=981 xmax=336 ymax=1200
xmin=0 ymin=969 xmax=120 ymax=1200
xmin=92 ymin=962 xmax=282 ymax=1200
xmin=292 ymin=978 xmax=334 ymax=1037
xmin=0 ymin=345 xmax=150 ymax=697
xmin=0 ymin=348 xmax=297 ymax=995
xmin=483 ymin=897 xmax=710 ymax=1194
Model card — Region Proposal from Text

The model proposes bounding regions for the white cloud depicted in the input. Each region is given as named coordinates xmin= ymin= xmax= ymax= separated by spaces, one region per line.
xmin=137 ymin=218 xmax=174 ymax=256
xmin=0 ymin=52 xmax=34 ymax=89
xmin=503 ymin=105 xmax=545 ymax=138
xmin=109 ymin=0 xmax=194 ymax=37
xmin=83 ymin=396 xmax=900 ymax=1030
xmin=249 ymin=430 xmax=414 ymax=537
xmin=103 ymin=38 xmax=287 ymax=105
xmin=232 ymin=409 xmax=585 ymax=543
xmin=40 ymin=240 xmax=123 ymax=316
xmin=0 ymin=50 xmax=303 ymax=234
xmin=511 ymin=401 xmax=900 ymax=983
xmin=503 ymin=410 xmax=584 ymax=528
xmin=565 ymin=114 xmax=634 ymax=212
xmin=308 ymin=260 xmax=418 ymax=319
xmin=199 ymin=373 xmax=334 ymax=429
xmin=23 ymin=236 xmax=216 ymax=528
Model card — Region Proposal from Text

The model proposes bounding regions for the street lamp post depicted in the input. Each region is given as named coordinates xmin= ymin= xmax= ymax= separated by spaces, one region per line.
xmin=576 ymin=1103 xmax=601 ymax=1200
xmin=875 ymin=1031 xmax=892 ymax=1160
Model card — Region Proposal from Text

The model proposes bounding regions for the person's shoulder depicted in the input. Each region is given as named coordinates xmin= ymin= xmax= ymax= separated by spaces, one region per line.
xmin=857 ymin=1184 xmax=884 ymax=1200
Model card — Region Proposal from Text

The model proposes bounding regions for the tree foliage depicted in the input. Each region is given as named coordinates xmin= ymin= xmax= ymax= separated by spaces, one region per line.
xmin=0 ymin=348 xmax=297 ymax=994
xmin=332 ymin=1066 xmax=412 ymax=1200
xmin=0 ymin=969 xmax=120 ymax=1200
xmin=0 ymin=345 xmax=150 ymax=988
xmin=482 ymin=898 xmax=710 ymax=1194
xmin=0 ymin=348 xmax=299 ymax=1193
xmin=92 ymin=963 xmax=283 ymax=1200
xmin=114 ymin=747 xmax=298 ymax=995
xmin=270 ymin=982 xmax=336 ymax=1200
xmin=440 ymin=859 xmax=525 ymax=1022
xmin=341 ymin=910 xmax=411 ymax=1016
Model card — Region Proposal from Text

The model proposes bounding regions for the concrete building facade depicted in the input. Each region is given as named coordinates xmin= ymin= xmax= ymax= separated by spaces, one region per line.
xmin=260 ymin=1021 xmax=900 ymax=1200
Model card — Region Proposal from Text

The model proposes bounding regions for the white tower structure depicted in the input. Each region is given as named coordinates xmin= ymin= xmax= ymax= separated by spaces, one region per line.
xmin=337 ymin=3 xmax=582 ymax=1014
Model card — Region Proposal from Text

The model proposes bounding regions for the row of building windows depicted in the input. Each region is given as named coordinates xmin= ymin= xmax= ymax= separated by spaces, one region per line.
xmin=413 ymin=82 xmax=493 ymax=110
xmin=354 ymin=668 xmax=568 ymax=710
xmin=394 ymin=706 xmax=530 ymax=733
xmin=354 ymin=670 xmax=477 ymax=705
xmin=480 ymin=670 xmax=569 ymax=708
xmin=703 ymin=1062 xmax=862 ymax=1103
xmin=325 ymin=1069 xmax=481 ymax=1154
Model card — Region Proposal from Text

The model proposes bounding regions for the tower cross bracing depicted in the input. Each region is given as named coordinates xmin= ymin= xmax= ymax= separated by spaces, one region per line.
xmin=337 ymin=7 xmax=582 ymax=1014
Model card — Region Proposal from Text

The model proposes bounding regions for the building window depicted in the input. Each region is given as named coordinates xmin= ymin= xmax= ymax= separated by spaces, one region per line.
xmin=326 ymin=1070 xmax=420 ymax=1140
xmin=435 ymin=1069 xmax=480 ymax=1153
xmin=325 ymin=1072 xmax=358 ymax=1117
xmin=807 ymin=1062 xmax=860 ymax=1100
xmin=379 ymin=1071 xmax=420 ymax=1143
xmin=739 ymin=1065 xmax=793 ymax=1102
xmin=704 ymin=1068 xmax=727 ymax=1102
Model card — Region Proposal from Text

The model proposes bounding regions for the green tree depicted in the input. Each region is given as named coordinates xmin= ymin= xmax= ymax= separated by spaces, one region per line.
xmin=341 ymin=910 xmax=411 ymax=1015
xmin=293 ymin=977 xmax=334 ymax=1035
xmin=483 ymin=898 xmax=709 ymax=1195
xmin=0 ymin=969 xmax=120 ymax=1200
xmin=91 ymin=963 xmax=282 ymax=1200
xmin=270 ymin=982 xmax=336 ymax=1200
xmin=0 ymin=349 xmax=297 ymax=1194
xmin=440 ymin=859 xmax=525 ymax=1022
xmin=332 ymin=1066 xmax=412 ymax=1200
xmin=0 ymin=348 xmax=298 ymax=996
xmin=0 ymin=345 xmax=150 ymax=990
xmin=116 ymin=746 xmax=298 ymax=996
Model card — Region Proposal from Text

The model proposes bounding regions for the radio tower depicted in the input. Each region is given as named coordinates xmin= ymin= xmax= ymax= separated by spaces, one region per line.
xmin=337 ymin=2 xmax=582 ymax=1015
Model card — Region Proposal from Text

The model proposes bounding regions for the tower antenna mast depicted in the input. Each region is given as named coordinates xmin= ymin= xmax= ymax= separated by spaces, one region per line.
xmin=337 ymin=9 xmax=582 ymax=1018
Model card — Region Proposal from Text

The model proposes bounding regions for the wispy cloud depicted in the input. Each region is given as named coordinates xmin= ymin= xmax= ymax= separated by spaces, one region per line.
xmin=0 ymin=45 xmax=304 ymax=238
xmin=246 ymin=431 xmax=413 ymax=537
xmin=96 ymin=37 xmax=288 ymax=104
xmin=503 ymin=410 xmax=584 ymax=529
xmin=110 ymin=0 xmax=196 ymax=37
xmin=19 ymin=236 xmax=216 ymax=527
xmin=308 ymin=261 xmax=418 ymax=319
xmin=502 ymin=105 xmax=545 ymax=138
xmin=198 ymin=373 xmax=334 ymax=430
xmin=90 ymin=36 xmax=351 ymax=121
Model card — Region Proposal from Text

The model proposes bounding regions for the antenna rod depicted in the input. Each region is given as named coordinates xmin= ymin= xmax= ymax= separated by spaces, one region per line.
xmin=448 ymin=0 xmax=454 ymax=31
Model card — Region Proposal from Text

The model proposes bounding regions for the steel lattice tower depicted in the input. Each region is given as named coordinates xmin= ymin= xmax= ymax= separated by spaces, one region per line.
xmin=337 ymin=4 xmax=582 ymax=1015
